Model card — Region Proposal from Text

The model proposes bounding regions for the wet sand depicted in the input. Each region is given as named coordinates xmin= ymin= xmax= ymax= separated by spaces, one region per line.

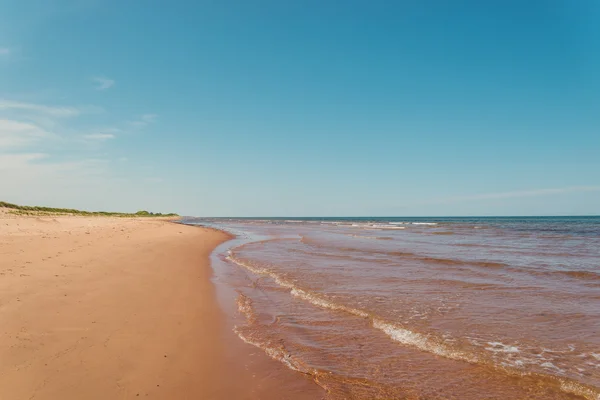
xmin=0 ymin=210 xmax=323 ymax=399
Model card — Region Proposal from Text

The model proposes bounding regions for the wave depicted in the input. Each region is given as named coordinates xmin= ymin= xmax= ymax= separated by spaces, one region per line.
xmin=234 ymin=327 xmax=413 ymax=399
xmin=228 ymin=253 xmax=487 ymax=366
xmin=516 ymin=268 xmax=600 ymax=284
xmin=234 ymin=328 xmax=315 ymax=375
xmin=296 ymin=239 xmax=509 ymax=269
xmin=346 ymin=234 xmax=380 ymax=239
xmin=236 ymin=293 xmax=256 ymax=323
xmin=560 ymin=381 xmax=600 ymax=400
xmin=372 ymin=319 xmax=478 ymax=363
xmin=418 ymin=256 xmax=507 ymax=268
xmin=368 ymin=224 xmax=406 ymax=230
xmin=227 ymin=251 xmax=600 ymax=400
xmin=346 ymin=234 xmax=395 ymax=240
xmin=555 ymin=270 xmax=600 ymax=281
xmin=340 ymin=223 xmax=408 ymax=230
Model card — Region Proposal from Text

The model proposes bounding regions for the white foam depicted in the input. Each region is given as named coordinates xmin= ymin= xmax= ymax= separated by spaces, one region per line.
xmin=560 ymin=380 xmax=600 ymax=400
xmin=226 ymin=253 xmax=270 ymax=275
xmin=234 ymin=328 xmax=304 ymax=373
xmin=228 ymin=253 xmax=371 ymax=319
xmin=227 ymin=251 xmax=600 ymax=400
xmin=373 ymin=319 xmax=478 ymax=363
xmin=369 ymin=224 xmax=405 ymax=230
xmin=236 ymin=294 xmax=255 ymax=322
xmin=541 ymin=362 xmax=565 ymax=373
xmin=290 ymin=287 xmax=370 ymax=318
xmin=411 ymin=222 xmax=438 ymax=225
xmin=485 ymin=342 xmax=520 ymax=354
xmin=227 ymin=254 xmax=370 ymax=320
xmin=228 ymin=253 xmax=480 ymax=366
xmin=347 ymin=234 xmax=379 ymax=239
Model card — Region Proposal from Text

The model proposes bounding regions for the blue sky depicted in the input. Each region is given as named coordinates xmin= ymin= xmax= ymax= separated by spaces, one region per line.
xmin=1 ymin=1 xmax=599 ymax=216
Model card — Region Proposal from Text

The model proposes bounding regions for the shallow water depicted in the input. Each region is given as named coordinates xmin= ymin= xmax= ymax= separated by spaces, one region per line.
xmin=185 ymin=217 xmax=600 ymax=400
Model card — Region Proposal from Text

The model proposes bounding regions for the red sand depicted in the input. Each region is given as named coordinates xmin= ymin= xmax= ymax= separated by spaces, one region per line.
xmin=0 ymin=213 xmax=323 ymax=399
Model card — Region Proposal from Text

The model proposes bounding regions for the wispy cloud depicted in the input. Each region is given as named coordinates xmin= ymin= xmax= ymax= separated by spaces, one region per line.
xmin=83 ymin=133 xmax=115 ymax=141
xmin=0 ymin=48 xmax=10 ymax=56
xmin=0 ymin=95 xmax=154 ymax=210
xmin=0 ymin=153 xmax=47 ymax=170
xmin=0 ymin=152 xmax=111 ymax=192
xmin=0 ymin=89 xmax=159 ymax=210
xmin=0 ymin=98 xmax=116 ymax=158
xmin=0 ymin=99 xmax=82 ymax=117
xmin=0 ymin=152 xmax=126 ymax=213
xmin=130 ymin=113 xmax=157 ymax=128
xmin=0 ymin=119 xmax=52 ymax=149
xmin=92 ymin=76 xmax=115 ymax=91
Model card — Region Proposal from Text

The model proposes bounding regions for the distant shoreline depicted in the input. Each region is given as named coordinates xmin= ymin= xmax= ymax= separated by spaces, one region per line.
xmin=0 ymin=200 xmax=178 ymax=218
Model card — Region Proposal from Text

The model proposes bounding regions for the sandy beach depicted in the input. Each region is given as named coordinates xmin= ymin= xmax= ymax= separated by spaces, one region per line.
xmin=0 ymin=210 xmax=322 ymax=400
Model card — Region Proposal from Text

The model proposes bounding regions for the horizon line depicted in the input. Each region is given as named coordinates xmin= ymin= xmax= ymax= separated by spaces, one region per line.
xmin=183 ymin=215 xmax=600 ymax=219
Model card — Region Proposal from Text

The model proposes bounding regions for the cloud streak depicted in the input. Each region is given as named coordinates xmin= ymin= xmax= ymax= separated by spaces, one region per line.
xmin=0 ymin=153 xmax=47 ymax=170
xmin=83 ymin=133 xmax=115 ymax=141
xmin=0 ymin=119 xmax=52 ymax=149
xmin=92 ymin=76 xmax=115 ymax=91
xmin=0 ymin=99 xmax=81 ymax=117
xmin=130 ymin=113 xmax=157 ymax=128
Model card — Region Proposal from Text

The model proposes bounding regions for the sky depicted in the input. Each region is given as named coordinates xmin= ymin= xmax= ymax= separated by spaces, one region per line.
xmin=0 ymin=0 xmax=599 ymax=216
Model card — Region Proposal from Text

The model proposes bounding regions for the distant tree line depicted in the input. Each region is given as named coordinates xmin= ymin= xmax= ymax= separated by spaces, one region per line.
xmin=0 ymin=201 xmax=179 ymax=218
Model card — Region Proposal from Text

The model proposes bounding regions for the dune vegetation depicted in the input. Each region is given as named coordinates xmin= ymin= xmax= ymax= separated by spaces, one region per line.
xmin=0 ymin=201 xmax=178 ymax=218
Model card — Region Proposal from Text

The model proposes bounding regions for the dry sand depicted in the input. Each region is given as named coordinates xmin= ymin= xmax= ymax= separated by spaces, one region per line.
xmin=0 ymin=210 xmax=323 ymax=399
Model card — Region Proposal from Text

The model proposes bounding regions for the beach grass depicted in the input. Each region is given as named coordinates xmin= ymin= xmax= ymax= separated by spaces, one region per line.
xmin=0 ymin=201 xmax=178 ymax=218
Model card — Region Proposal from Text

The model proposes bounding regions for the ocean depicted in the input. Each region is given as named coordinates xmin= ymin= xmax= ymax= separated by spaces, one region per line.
xmin=183 ymin=217 xmax=600 ymax=400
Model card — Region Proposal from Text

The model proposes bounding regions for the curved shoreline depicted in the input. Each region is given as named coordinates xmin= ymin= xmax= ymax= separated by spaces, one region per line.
xmin=0 ymin=215 xmax=323 ymax=399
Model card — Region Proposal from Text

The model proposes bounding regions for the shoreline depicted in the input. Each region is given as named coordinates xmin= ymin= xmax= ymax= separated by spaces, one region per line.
xmin=0 ymin=213 xmax=323 ymax=399
xmin=184 ymin=217 xmax=600 ymax=400
xmin=177 ymin=220 xmax=326 ymax=399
